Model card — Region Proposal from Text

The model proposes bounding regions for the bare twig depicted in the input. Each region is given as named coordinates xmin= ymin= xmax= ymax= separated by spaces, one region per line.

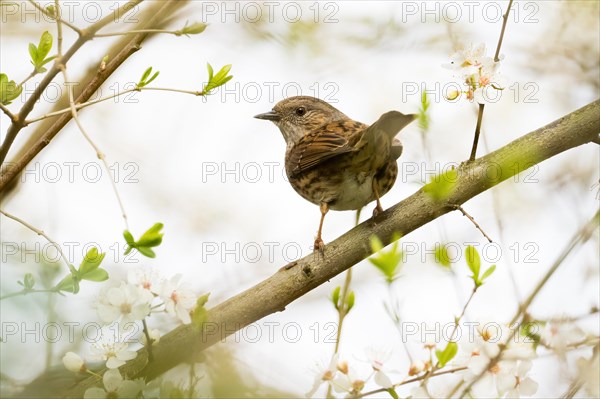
xmin=357 ymin=367 xmax=468 ymax=398
xmin=0 ymin=103 xmax=18 ymax=124
xmin=26 ymin=0 xmax=82 ymax=34
xmin=450 ymin=204 xmax=493 ymax=243
xmin=467 ymin=0 xmax=514 ymax=162
xmin=25 ymin=87 xmax=204 ymax=126
xmin=0 ymin=209 xmax=72 ymax=270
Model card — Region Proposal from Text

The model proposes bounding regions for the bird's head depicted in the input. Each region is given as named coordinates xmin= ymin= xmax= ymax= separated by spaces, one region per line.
xmin=254 ymin=96 xmax=347 ymax=147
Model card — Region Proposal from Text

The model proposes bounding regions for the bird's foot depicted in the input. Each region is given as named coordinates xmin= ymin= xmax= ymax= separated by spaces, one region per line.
xmin=372 ymin=204 xmax=384 ymax=220
xmin=313 ymin=237 xmax=325 ymax=257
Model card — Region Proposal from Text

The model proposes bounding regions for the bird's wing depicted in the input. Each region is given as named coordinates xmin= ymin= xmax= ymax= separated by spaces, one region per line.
xmin=287 ymin=120 xmax=363 ymax=175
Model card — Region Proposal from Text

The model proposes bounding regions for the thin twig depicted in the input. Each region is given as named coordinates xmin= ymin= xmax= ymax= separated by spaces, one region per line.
xmin=420 ymin=287 xmax=477 ymax=390
xmin=25 ymin=87 xmax=203 ymax=125
xmin=142 ymin=318 xmax=155 ymax=362
xmin=357 ymin=366 xmax=468 ymax=398
xmin=467 ymin=0 xmax=514 ymax=162
xmin=61 ymin=66 xmax=130 ymax=230
xmin=17 ymin=70 xmax=38 ymax=89
xmin=468 ymin=103 xmax=485 ymax=161
xmin=494 ymin=0 xmax=515 ymax=62
xmin=0 ymin=209 xmax=72 ymax=270
xmin=326 ymin=267 xmax=353 ymax=399
xmin=26 ymin=0 xmax=82 ymax=34
xmin=450 ymin=204 xmax=493 ymax=243
xmin=94 ymin=29 xmax=187 ymax=38
xmin=0 ymin=103 xmax=18 ymax=123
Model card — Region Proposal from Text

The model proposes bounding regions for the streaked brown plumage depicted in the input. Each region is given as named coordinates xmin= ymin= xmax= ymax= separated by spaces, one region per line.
xmin=255 ymin=96 xmax=415 ymax=252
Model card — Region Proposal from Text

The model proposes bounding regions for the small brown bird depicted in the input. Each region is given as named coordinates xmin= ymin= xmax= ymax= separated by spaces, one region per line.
xmin=255 ymin=96 xmax=415 ymax=252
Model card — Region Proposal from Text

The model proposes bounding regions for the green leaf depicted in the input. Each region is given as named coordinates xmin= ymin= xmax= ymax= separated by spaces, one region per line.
xmin=140 ymin=66 xmax=152 ymax=83
xmin=202 ymin=63 xmax=233 ymax=95
xmin=435 ymin=244 xmax=451 ymax=268
xmin=181 ymin=22 xmax=207 ymax=36
xmin=137 ymin=246 xmax=156 ymax=258
xmin=435 ymin=342 xmax=458 ymax=367
xmin=465 ymin=246 xmax=481 ymax=282
xmin=137 ymin=223 xmax=164 ymax=247
xmin=55 ymin=275 xmax=80 ymax=294
xmin=331 ymin=286 xmax=341 ymax=310
xmin=123 ymin=230 xmax=135 ymax=245
xmin=81 ymin=268 xmax=109 ymax=282
xmin=37 ymin=31 xmax=53 ymax=61
xmin=28 ymin=43 xmax=39 ymax=65
xmin=423 ymin=169 xmax=458 ymax=202
xmin=480 ymin=265 xmax=496 ymax=282
xmin=368 ymin=234 xmax=403 ymax=284
xmin=418 ymin=91 xmax=430 ymax=132
xmin=0 ymin=73 xmax=22 ymax=105
xmin=78 ymin=247 xmax=106 ymax=275
xmin=386 ymin=388 xmax=399 ymax=399
xmin=146 ymin=71 xmax=159 ymax=86
xmin=191 ymin=293 xmax=210 ymax=329
xmin=346 ymin=291 xmax=355 ymax=312
xmin=23 ymin=273 xmax=35 ymax=290
xmin=207 ymin=63 xmax=214 ymax=81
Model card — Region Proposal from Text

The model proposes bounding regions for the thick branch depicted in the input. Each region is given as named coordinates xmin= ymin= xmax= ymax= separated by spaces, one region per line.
xmin=57 ymin=100 xmax=599 ymax=397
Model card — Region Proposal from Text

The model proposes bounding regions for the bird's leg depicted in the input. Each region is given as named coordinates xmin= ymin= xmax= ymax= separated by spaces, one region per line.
xmin=314 ymin=202 xmax=329 ymax=254
xmin=372 ymin=179 xmax=384 ymax=218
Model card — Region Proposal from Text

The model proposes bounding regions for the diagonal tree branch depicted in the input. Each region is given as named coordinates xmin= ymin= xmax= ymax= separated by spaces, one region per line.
xmin=51 ymin=99 xmax=599 ymax=397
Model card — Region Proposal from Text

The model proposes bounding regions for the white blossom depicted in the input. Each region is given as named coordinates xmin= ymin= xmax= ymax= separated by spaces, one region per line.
xmin=90 ymin=330 xmax=137 ymax=369
xmin=305 ymin=354 xmax=339 ymax=398
xmin=84 ymin=369 xmax=144 ymax=399
xmin=97 ymin=282 xmax=153 ymax=324
xmin=128 ymin=268 xmax=162 ymax=295
xmin=62 ymin=351 xmax=86 ymax=373
xmin=159 ymin=274 xmax=197 ymax=324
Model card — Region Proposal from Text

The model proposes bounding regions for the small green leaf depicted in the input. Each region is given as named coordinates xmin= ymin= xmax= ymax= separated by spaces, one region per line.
xmin=137 ymin=223 xmax=164 ymax=247
xmin=418 ymin=91 xmax=430 ymax=132
xmin=346 ymin=291 xmax=355 ymax=312
xmin=480 ymin=265 xmax=496 ymax=282
xmin=23 ymin=273 xmax=35 ymax=290
xmin=370 ymin=235 xmax=384 ymax=253
xmin=28 ymin=43 xmax=39 ymax=65
xmin=81 ymin=268 xmax=109 ymax=282
xmin=368 ymin=234 xmax=403 ymax=284
xmin=207 ymin=63 xmax=214 ymax=81
xmin=55 ymin=275 xmax=80 ymax=294
xmin=123 ymin=230 xmax=135 ymax=245
xmin=0 ymin=73 xmax=22 ymax=105
xmin=37 ymin=31 xmax=53 ymax=61
xmin=78 ymin=247 xmax=105 ymax=275
xmin=331 ymin=286 xmax=341 ymax=310
xmin=435 ymin=244 xmax=451 ymax=268
xmin=181 ymin=22 xmax=207 ymax=36
xmin=191 ymin=293 xmax=210 ymax=329
xmin=137 ymin=246 xmax=156 ymax=258
xmin=465 ymin=246 xmax=481 ymax=282
xmin=146 ymin=71 xmax=159 ymax=86
xmin=435 ymin=342 xmax=458 ymax=367
xmin=423 ymin=169 xmax=458 ymax=202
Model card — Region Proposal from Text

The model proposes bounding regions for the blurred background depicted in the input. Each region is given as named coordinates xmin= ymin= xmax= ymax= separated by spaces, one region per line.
xmin=1 ymin=1 xmax=599 ymax=397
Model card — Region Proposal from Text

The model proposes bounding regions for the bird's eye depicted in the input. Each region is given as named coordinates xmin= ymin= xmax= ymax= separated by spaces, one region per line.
xmin=295 ymin=107 xmax=306 ymax=116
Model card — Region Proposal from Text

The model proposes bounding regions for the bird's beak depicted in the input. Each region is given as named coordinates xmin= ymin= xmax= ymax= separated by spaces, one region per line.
xmin=254 ymin=110 xmax=281 ymax=122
